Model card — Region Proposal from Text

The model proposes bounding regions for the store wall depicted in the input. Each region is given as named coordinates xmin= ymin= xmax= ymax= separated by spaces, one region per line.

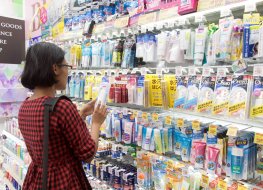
xmin=0 ymin=0 xmax=25 ymax=133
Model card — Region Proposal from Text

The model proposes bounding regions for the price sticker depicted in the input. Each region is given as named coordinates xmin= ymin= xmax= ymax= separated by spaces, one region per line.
xmin=238 ymin=184 xmax=248 ymax=190
xmin=201 ymin=174 xmax=209 ymax=187
xmin=114 ymin=16 xmax=129 ymax=28
xmin=168 ymin=21 xmax=175 ymax=28
xmin=202 ymin=67 xmax=211 ymax=76
xmin=192 ymin=120 xmax=201 ymax=130
xmin=142 ymin=112 xmax=148 ymax=121
xmin=107 ymin=70 xmax=111 ymax=76
xmin=178 ymin=18 xmax=186 ymax=25
xmin=123 ymin=108 xmax=128 ymax=115
xmin=176 ymin=66 xmax=183 ymax=76
xmin=254 ymin=133 xmax=263 ymax=145
xmin=156 ymin=68 xmax=162 ymax=75
xmin=152 ymin=113 xmax=159 ymax=122
xmin=209 ymin=125 xmax=218 ymax=136
xmin=141 ymin=26 xmax=147 ymax=33
xmin=165 ymin=116 xmax=172 ymax=125
xmin=195 ymin=14 xmax=204 ymax=23
xmin=156 ymin=23 xmax=163 ymax=30
xmin=218 ymin=179 xmax=227 ymax=190
xmin=138 ymin=12 xmax=157 ymax=25
xmin=220 ymin=9 xmax=232 ymax=18
xmin=188 ymin=66 xmax=196 ymax=76
xmin=141 ymin=67 xmax=147 ymax=75
xmin=133 ymin=111 xmax=138 ymax=117
xmin=177 ymin=118 xmax=184 ymax=127
xmin=217 ymin=68 xmax=227 ymax=77
xmin=245 ymin=2 xmax=256 ymax=13
xmin=227 ymin=126 xmax=238 ymax=137
xmin=253 ymin=64 xmax=263 ymax=76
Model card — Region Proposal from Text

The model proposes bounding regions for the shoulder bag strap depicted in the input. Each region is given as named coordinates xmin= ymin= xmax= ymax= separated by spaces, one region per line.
xmin=42 ymin=96 xmax=70 ymax=190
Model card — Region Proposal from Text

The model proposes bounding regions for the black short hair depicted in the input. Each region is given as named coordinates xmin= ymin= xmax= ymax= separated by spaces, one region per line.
xmin=21 ymin=42 xmax=65 ymax=90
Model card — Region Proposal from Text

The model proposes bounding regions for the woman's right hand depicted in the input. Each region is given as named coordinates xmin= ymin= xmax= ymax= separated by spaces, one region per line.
xmin=92 ymin=102 xmax=108 ymax=127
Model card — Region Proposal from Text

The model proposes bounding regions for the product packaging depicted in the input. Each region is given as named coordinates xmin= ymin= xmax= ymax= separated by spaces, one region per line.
xmin=250 ymin=76 xmax=263 ymax=119
xmin=174 ymin=76 xmax=188 ymax=109
xmin=184 ymin=75 xmax=201 ymax=111
xmin=194 ymin=27 xmax=208 ymax=66
xmin=178 ymin=0 xmax=198 ymax=15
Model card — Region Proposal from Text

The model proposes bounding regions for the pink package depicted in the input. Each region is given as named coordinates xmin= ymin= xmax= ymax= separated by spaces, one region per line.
xmin=145 ymin=0 xmax=161 ymax=12
xmin=178 ymin=0 xmax=198 ymax=15
xmin=160 ymin=0 xmax=178 ymax=9
xmin=138 ymin=0 xmax=146 ymax=13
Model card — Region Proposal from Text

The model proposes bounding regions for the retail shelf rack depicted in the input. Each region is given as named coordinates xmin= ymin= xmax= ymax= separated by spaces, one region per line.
xmin=3 ymin=164 xmax=23 ymax=187
xmin=2 ymin=146 xmax=26 ymax=166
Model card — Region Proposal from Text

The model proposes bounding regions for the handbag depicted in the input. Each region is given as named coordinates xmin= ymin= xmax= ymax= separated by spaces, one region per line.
xmin=42 ymin=96 xmax=70 ymax=190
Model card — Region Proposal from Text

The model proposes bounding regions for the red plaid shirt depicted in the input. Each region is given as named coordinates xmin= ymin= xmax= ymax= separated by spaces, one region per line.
xmin=18 ymin=96 xmax=95 ymax=190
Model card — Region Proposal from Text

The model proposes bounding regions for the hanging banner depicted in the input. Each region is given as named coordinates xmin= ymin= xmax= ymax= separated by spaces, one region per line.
xmin=0 ymin=16 xmax=25 ymax=64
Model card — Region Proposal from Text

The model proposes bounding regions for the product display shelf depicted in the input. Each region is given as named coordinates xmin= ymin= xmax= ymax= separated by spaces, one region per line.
xmin=2 ymin=130 xmax=25 ymax=148
xmin=3 ymin=164 xmax=23 ymax=187
xmin=104 ymin=102 xmax=263 ymax=130
xmin=3 ymin=177 xmax=16 ymax=190
xmin=2 ymin=146 xmax=26 ymax=166
xmin=55 ymin=0 xmax=263 ymax=42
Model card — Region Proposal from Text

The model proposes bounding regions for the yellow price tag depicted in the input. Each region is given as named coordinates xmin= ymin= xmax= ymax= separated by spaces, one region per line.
xmin=238 ymin=184 xmax=248 ymax=190
xmin=209 ymin=125 xmax=218 ymax=136
xmin=218 ymin=180 xmax=227 ymax=190
xmin=201 ymin=174 xmax=209 ymax=187
xmin=177 ymin=118 xmax=184 ymax=127
xmin=227 ymin=126 xmax=238 ymax=137
xmin=192 ymin=120 xmax=201 ymax=130
xmin=165 ymin=116 xmax=172 ymax=125
xmin=142 ymin=112 xmax=148 ymax=121
xmin=152 ymin=113 xmax=159 ymax=122
xmin=254 ymin=133 xmax=263 ymax=145
xmin=133 ymin=111 xmax=138 ymax=117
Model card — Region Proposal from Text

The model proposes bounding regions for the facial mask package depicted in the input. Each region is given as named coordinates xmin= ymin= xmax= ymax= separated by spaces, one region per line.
xmin=250 ymin=76 xmax=263 ymax=119
xmin=174 ymin=76 xmax=188 ymax=109
xmin=197 ymin=76 xmax=216 ymax=113
xmin=145 ymin=0 xmax=160 ymax=11
xmin=194 ymin=27 xmax=208 ymax=66
xmin=212 ymin=76 xmax=232 ymax=116
xmin=228 ymin=75 xmax=252 ymax=119
xmin=184 ymin=75 xmax=201 ymax=111
xmin=178 ymin=0 xmax=198 ymax=15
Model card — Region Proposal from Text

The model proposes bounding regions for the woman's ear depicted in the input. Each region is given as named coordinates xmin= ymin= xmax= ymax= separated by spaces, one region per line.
xmin=53 ymin=64 xmax=59 ymax=75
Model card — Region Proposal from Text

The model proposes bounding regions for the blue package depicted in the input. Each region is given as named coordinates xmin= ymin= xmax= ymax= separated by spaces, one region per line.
xmin=69 ymin=75 xmax=76 ymax=97
xmin=184 ymin=75 xmax=201 ymax=110
xmin=181 ymin=137 xmax=192 ymax=162
xmin=72 ymin=15 xmax=80 ymax=31
xmin=123 ymin=1 xmax=138 ymax=14
xmin=104 ymin=4 xmax=116 ymax=16
xmin=64 ymin=16 xmax=73 ymax=32
xmin=92 ymin=5 xmax=105 ymax=23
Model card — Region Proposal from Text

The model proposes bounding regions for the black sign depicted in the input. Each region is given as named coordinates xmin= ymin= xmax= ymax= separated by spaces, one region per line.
xmin=0 ymin=16 xmax=25 ymax=64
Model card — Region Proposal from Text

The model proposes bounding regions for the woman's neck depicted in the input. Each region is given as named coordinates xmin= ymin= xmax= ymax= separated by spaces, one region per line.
xmin=31 ymin=86 xmax=56 ymax=99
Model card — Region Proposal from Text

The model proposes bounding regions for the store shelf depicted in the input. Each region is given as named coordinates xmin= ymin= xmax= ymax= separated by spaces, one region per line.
xmin=3 ymin=164 xmax=23 ymax=186
xmin=2 ymin=146 xmax=26 ymax=166
xmin=2 ymin=130 xmax=25 ymax=147
xmin=3 ymin=178 xmax=16 ymax=190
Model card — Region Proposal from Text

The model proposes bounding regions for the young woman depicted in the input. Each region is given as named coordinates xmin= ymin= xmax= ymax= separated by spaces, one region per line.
xmin=19 ymin=42 xmax=106 ymax=189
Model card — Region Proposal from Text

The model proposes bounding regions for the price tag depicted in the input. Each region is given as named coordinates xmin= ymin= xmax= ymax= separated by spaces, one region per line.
xmin=152 ymin=113 xmax=159 ymax=122
xmin=227 ymin=126 xmax=238 ymax=137
xmin=156 ymin=23 xmax=163 ymax=30
xmin=123 ymin=108 xmax=128 ymax=115
xmin=178 ymin=18 xmax=186 ymax=25
xmin=177 ymin=118 xmax=184 ymax=127
xmin=141 ymin=26 xmax=146 ymax=33
xmin=107 ymin=70 xmax=111 ymax=76
xmin=168 ymin=21 xmax=175 ymax=28
xmin=114 ymin=16 xmax=129 ymax=28
xmin=238 ymin=184 xmax=248 ymax=190
xmin=138 ymin=12 xmax=157 ymax=25
xmin=159 ymin=7 xmax=178 ymax=20
xmin=218 ymin=179 xmax=227 ymax=190
xmin=134 ymin=111 xmax=138 ymax=117
xmin=220 ymin=9 xmax=232 ymax=18
xmin=188 ymin=67 xmax=196 ymax=76
xmin=201 ymin=174 xmax=209 ymax=188
xmin=156 ymin=68 xmax=162 ymax=75
xmin=176 ymin=66 xmax=183 ymax=76
xmin=217 ymin=68 xmax=227 ymax=77
xmin=245 ymin=2 xmax=257 ymax=13
xmin=253 ymin=65 xmax=263 ymax=76
xmin=195 ymin=14 xmax=205 ymax=23
xmin=202 ymin=67 xmax=211 ymax=76
xmin=254 ymin=133 xmax=263 ymax=145
xmin=165 ymin=116 xmax=172 ymax=125
xmin=192 ymin=120 xmax=201 ymax=130
xmin=141 ymin=67 xmax=147 ymax=75
xmin=142 ymin=112 xmax=148 ymax=121
xmin=209 ymin=125 xmax=218 ymax=136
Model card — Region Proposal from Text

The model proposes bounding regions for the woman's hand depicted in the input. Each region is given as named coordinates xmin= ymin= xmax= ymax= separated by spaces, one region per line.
xmin=79 ymin=100 xmax=96 ymax=118
xmin=92 ymin=102 xmax=108 ymax=127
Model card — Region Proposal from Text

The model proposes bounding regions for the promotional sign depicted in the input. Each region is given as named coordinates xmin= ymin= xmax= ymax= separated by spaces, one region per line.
xmin=0 ymin=16 xmax=25 ymax=64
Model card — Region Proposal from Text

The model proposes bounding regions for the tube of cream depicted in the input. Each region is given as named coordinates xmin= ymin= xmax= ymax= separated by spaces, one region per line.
xmin=194 ymin=142 xmax=206 ymax=169
xmin=207 ymin=146 xmax=220 ymax=175
xmin=181 ymin=137 xmax=192 ymax=162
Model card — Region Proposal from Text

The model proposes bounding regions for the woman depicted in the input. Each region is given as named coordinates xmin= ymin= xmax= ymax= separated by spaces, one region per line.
xmin=19 ymin=42 xmax=106 ymax=189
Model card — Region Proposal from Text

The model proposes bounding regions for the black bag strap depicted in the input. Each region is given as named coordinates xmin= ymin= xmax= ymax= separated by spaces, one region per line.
xmin=42 ymin=95 xmax=70 ymax=190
